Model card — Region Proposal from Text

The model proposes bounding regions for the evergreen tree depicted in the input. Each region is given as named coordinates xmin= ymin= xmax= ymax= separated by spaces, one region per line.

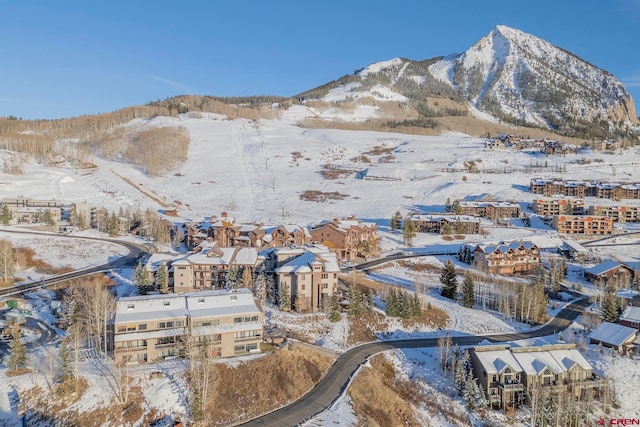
xmin=442 ymin=223 xmax=453 ymax=235
xmin=455 ymin=217 xmax=465 ymax=234
xmin=253 ymin=270 xmax=267 ymax=305
xmin=601 ymin=287 xmax=620 ymax=322
xmin=399 ymin=290 xmax=412 ymax=318
xmin=7 ymin=323 xmax=27 ymax=372
xmin=462 ymin=271 xmax=475 ymax=308
xmin=445 ymin=198 xmax=452 ymax=213
xmin=57 ymin=336 xmax=75 ymax=395
xmin=225 ymin=265 xmax=240 ymax=289
xmin=390 ymin=211 xmax=402 ymax=232
xmin=411 ymin=291 xmax=422 ymax=317
xmin=1 ymin=204 xmax=11 ymax=225
xmin=386 ymin=287 xmax=398 ymax=317
xmin=402 ymin=216 xmax=416 ymax=246
xmin=329 ymin=295 xmax=341 ymax=322
xmin=134 ymin=261 xmax=152 ymax=294
xmin=280 ymin=284 xmax=291 ymax=311
xmin=77 ymin=212 xmax=87 ymax=230
xmin=440 ymin=260 xmax=458 ymax=300
xmin=108 ymin=211 xmax=119 ymax=237
xmin=156 ymin=263 xmax=169 ymax=294
xmin=452 ymin=200 xmax=462 ymax=214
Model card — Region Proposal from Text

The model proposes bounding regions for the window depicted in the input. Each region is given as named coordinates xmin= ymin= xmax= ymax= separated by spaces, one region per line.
xmin=163 ymin=301 xmax=170 ymax=306
xmin=323 ymin=283 xmax=329 ymax=289
xmin=321 ymin=273 xmax=328 ymax=279
xmin=246 ymin=343 xmax=258 ymax=351
xmin=231 ymin=295 xmax=238 ymax=301
xmin=234 ymin=344 xmax=246 ymax=352
xmin=175 ymin=320 xmax=185 ymax=328
xmin=127 ymin=304 xmax=135 ymax=310
xmin=117 ymin=325 xmax=126 ymax=333
xmin=234 ymin=317 xmax=243 ymax=323
xmin=138 ymin=324 xmax=147 ymax=331
xmin=198 ymin=298 xmax=205 ymax=303
xmin=177 ymin=266 xmax=187 ymax=270
xmin=301 ymin=284 xmax=306 ymax=290
xmin=126 ymin=325 xmax=136 ymax=332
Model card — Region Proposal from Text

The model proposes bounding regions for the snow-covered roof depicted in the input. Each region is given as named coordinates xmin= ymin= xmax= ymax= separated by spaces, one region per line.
xmin=585 ymin=259 xmax=625 ymax=276
xmin=472 ymin=347 xmax=522 ymax=374
xmin=560 ymin=239 xmax=588 ymax=253
xmin=274 ymin=244 xmax=340 ymax=274
xmin=589 ymin=322 xmax=637 ymax=347
xmin=476 ymin=240 xmax=536 ymax=254
xmin=186 ymin=289 xmax=259 ymax=319
xmin=511 ymin=349 xmax=564 ymax=375
xmin=620 ymin=306 xmax=640 ymax=324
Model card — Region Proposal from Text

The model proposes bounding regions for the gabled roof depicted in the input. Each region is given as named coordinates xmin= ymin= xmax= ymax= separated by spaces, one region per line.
xmin=589 ymin=322 xmax=637 ymax=347
xmin=620 ymin=306 xmax=640 ymax=324
xmin=472 ymin=348 xmax=523 ymax=375
xmin=585 ymin=259 xmax=627 ymax=276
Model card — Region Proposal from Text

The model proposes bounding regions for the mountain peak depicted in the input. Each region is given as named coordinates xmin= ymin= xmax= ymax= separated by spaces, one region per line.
xmin=429 ymin=25 xmax=637 ymax=130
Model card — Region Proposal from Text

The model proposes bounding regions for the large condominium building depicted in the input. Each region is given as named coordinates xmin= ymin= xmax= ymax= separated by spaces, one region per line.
xmin=171 ymin=246 xmax=260 ymax=293
xmin=552 ymin=215 xmax=614 ymax=235
xmin=530 ymin=179 xmax=640 ymax=200
xmin=309 ymin=217 xmax=377 ymax=263
xmin=531 ymin=199 xmax=585 ymax=216
xmin=456 ymin=201 xmax=521 ymax=220
xmin=112 ymin=289 xmax=263 ymax=365
xmin=407 ymin=213 xmax=481 ymax=234
xmin=267 ymin=244 xmax=341 ymax=313
xmin=587 ymin=205 xmax=640 ymax=223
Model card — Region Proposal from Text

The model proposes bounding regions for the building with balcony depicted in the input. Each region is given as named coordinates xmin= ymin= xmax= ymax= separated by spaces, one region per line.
xmin=112 ymin=289 xmax=263 ymax=364
xmin=470 ymin=343 xmax=606 ymax=410
xmin=407 ymin=213 xmax=481 ymax=234
xmin=553 ymin=215 xmax=614 ymax=235
xmin=266 ymin=244 xmax=340 ymax=313
xmin=588 ymin=205 xmax=640 ymax=223
xmin=470 ymin=241 xmax=540 ymax=275
xmin=309 ymin=217 xmax=377 ymax=263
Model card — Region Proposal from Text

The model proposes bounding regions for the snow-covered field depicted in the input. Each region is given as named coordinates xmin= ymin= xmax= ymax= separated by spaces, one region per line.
xmin=1 ymin=105 xmax=640 ymax=425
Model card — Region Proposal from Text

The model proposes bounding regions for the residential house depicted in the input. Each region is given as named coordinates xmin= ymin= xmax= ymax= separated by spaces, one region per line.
xmin=261 ymin=224 xmax=310 ymax=248
xmin=309 ymin=217 xmax=377 ymax=263
xmin=588 ymin=322 xmax=637 ymax=354
xmin=557 ymin=239 xmax=589 ymax=260
xmin=584 ymin=260 xmax=635 ymax=288
xmin=112 ymin=289 xmax=263 ymax=364
xmin=470 ymin=241 xmax=540 ymax=275
xmin=269 ymin=245 xmax=340 ymax=313
xmin=470 ymin=343 xmax=605 ymax=409
xmin=469 ymin=344 xmax=525 ymax=409
xmin=620 ymin=306 xmax=640 ymax=330
xmin=553 ymin=215 xmax=614 ymax=235
xmin=408 ymin=213 xmax=481 ymax=234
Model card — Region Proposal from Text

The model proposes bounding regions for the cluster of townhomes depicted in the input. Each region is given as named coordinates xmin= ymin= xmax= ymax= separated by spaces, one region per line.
xmin=530 ymin=178 xmax=640 ymax=200
xmin=470 ymin=343 xmax=607 ymax=410
xmin=110 ymin=215 xmax=375 ymax=363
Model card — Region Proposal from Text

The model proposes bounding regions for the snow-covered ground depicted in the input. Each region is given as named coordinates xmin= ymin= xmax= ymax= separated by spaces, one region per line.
xmin=1 ymin=105 xmax=639 ymax=425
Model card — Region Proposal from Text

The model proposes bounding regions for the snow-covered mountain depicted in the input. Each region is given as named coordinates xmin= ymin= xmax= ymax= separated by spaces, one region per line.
xmin=428 ymin=25 xmax=637 ymax=129
xmin=306 ymin=25 xmax=637 ymax=136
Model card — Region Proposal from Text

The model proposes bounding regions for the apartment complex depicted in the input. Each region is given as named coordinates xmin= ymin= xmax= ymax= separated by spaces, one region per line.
xmin=552 ymin=215 xmax=614 ymax=235
xmin=265 ymin=244 xmax=340 ymax=313
xmin=112 ymin=289 xmax=263 ymax=364
xmin=0 ymin=197 xmax=66 ymax=225
xmin=309 ymin=217 xmax=377 ymax=263
xmin=456 ymin=201 xmax=521 ymax=220
xmin=588 ymin=205 xmax=640 ymax=223
xmin=531 ymin=199 xmax=585 ymax=216
xmin=530 ymin=178 xmax=640 ymax=200
xmin=469 ymin=241 xmax=540 ymax=275
xmin=171 ymin=246 xmax=260 ymax=293
xmin=470 ymin=343 xmax=606 ymax=409
xmin=407 ymin=213 xmax=481 ymax=234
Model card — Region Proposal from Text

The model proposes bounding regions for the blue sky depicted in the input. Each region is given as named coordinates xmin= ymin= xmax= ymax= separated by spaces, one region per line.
xmin=2 ymin=0 xmax=639 ymax=119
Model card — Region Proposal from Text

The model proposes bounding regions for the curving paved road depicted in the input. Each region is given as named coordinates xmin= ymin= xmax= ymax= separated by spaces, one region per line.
xmin=0 ymin=229 xmax=147 ymax=299
xmin=238 ymin=297 xmax=590 ymax=427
